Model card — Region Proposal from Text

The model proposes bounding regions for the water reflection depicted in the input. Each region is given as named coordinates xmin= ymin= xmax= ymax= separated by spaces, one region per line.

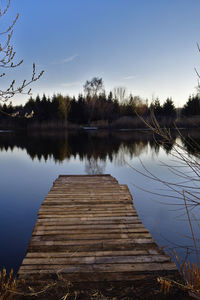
xmin=0 ymin=129 xmax=199 ymax=272
xmin=179 ymin=130 xmax=200 ymax=156
xmin=85 ymin=157 xmax=106 ymax=174
xmin=0 ymin=130 xmax=177 ymax=164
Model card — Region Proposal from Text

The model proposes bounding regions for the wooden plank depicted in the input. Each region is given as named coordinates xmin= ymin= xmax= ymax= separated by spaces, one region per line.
xmin=33 ymin=228 xmax=149 ymax=235
xmin=22 ymin=255 xmax=170 ymax=266
xmin=29 ymin=238 xmax=154 ymax=246
xmin=39 ymin=204 xmax=135 ymax=209
xmin=37 ymin=216 xmax=140 ymax=221
xmin=34 ymin=223 xmax=145 ymax=230
xmin=36 ymin=220 xmax=142 ymax=225
xmin=31 ymin=233 xmax=152 ymax=240
xmin=25 ymin=250 xmax=154 ymax=258
xmin=33 ymin=223 xmax=147 ymax=231
xmin=19 ymin=262 xmax=176 ymax=274
xmin=43 ymin=201 xmax=132 ymax=205
xmin=38 ymin=210 xmax=136 ymax=214
xmin=37 ymin=213 xmax=137 ymax=218
xmin=27 ymin=243 xmax=158 ymax=253
xmin=39 ymin=207 xmax=135 ymax=212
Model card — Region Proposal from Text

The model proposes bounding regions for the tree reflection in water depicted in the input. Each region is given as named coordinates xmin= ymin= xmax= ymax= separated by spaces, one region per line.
xmin=0 ymin=129 xmax=183 ymax=165
xmin=85 ymin=157 xmax=106 ymax=174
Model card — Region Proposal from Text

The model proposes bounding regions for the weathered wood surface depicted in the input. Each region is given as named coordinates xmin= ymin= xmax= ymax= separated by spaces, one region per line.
xmin=18 ymin=174 xmax=177 ymax=283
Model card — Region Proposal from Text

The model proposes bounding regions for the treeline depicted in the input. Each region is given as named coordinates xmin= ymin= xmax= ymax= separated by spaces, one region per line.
xmin=0 ymin=93 xmax=177 ymax=124
xmin=1 ymin=77 xmax=200 ymax=128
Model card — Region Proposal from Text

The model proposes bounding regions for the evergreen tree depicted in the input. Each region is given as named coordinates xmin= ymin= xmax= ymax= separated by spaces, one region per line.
xmin=150 ymin=98 xmax=163 ymax=116
xmin=24 ymin=97 xmax=36 ymax=115
xmin=107 ymin=91 xmax=112 ymax=102
xmin=162 ymin=98 xmax=176 ymax=118
xmin=182 ymin=95 xmax=200 ymax=116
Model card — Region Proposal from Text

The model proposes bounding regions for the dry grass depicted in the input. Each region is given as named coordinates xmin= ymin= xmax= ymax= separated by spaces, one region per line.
xmin=0 ymin=268 xmax=17 ymax=300
xmin=110 ymin=116 xmax=146 ymax=129
xmin=0 ymin=267 xmax=188 ymax=299
xmin=0 ymin=268 xmax=57 ymax=299
xmin=175 ymin=116 xmax=200 ymax=129
xmin=158 ymin=262 xmax=200 ymax=298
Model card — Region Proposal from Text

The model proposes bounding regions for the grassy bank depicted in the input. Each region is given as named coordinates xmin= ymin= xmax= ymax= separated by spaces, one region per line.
xmin=1 ymin=115 xmax=200 ymax=131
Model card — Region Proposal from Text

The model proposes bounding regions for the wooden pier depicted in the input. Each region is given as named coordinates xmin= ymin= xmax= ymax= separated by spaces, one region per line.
xmin=18 ymin=175 xmax=177 ymax=296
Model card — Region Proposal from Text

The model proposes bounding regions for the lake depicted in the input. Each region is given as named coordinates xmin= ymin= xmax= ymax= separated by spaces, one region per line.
xmin=0 ymin=129 xmax=199 ymax=273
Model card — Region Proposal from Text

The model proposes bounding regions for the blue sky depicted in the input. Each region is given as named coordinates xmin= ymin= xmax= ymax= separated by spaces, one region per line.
xmin=2 ymin=0 xmax=200 ymax=106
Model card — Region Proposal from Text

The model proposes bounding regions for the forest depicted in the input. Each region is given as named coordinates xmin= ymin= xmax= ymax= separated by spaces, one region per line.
xmin=0 ymin=77 xmax=200 ymax=129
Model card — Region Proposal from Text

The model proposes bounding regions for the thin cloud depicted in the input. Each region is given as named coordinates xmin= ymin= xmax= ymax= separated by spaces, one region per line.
xmin=52 ymin=54 xmax=78 ymax=65
xmin=123 ymin=75 xmax=136 ymax=80
xmin=63 ymin=54 xmax=78 ymax=63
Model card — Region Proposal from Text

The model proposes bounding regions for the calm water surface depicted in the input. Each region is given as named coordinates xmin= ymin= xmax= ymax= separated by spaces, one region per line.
xmin=0 ymin=130 xmax=199 ymax=272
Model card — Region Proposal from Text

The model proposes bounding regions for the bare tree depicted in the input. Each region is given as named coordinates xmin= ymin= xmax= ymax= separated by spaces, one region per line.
xmin=83 ymin=77 xmax=104 ymax=97
xmin=83 ymin=77 xmax=104 ymax=124
xmin=113 ymin=86 xmax=127 ymax=103
xmin=0 ymin=0 xmax=44 ymax=103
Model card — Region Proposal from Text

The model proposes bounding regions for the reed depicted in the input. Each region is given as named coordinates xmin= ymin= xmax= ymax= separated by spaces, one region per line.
xmin=0 ymin=268 xmax=17 ymax=300
xmin=134 ymin=111 xmax=200 ymax=298
xmin=158 ymin=262 xmax=200 ymax=298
